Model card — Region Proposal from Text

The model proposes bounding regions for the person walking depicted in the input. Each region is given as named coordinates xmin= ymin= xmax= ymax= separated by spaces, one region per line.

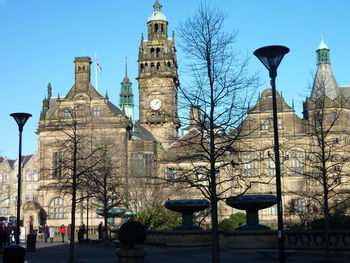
xmin=0 ymin=226 xmax=5 ymax=252
xmin=49 ymin=225 xmax=55 ymax=243
xmin=43 ymin=224 xmax=49 ymax=243
xmin=3 ymin=222 xmax=13 ymax=246
xmin=78 ymin=222 xmax=85 ymax=244
xmin=106 ymin=223 xmax=111 ymax=239
xmin=97 ymin=222 xmax=103 ymax=240
xmin=59 ymin=225 xmax=67 ymax=243
xmin=67 ymin=224 xmax=71 ymax=241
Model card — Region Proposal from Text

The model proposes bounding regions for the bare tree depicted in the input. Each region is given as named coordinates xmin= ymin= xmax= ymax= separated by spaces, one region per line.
xmin=173 ymin=3 xmax=260 ymax=262
xmin=86 ymin=138 xmax=126 ymax=241
xmin=287 ymin=92 xmax=350 ymax=261
xmin=41 ymin=107 xmax=102 ymax=263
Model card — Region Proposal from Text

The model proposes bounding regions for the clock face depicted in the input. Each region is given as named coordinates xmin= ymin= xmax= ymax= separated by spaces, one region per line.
xmin=150 ymin=98 xmax=162 ymax=111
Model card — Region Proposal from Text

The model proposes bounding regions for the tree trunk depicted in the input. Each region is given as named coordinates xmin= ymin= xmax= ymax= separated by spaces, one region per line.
xmin=104 ymin=215 xmax=108 ymax=243
xmin=210 ymin=197 xmax=220 ymax=263
xmin=68 ymin=187 xmax=76 ymax=263
xmin=323 ymin=190 xmax=331 ymax=262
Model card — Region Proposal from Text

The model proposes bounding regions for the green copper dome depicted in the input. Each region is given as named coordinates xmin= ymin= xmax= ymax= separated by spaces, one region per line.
xmin=148 ymin=0 xmax=167 ymax=22
xmin=316 ymin=35 xmax=330 ymax=64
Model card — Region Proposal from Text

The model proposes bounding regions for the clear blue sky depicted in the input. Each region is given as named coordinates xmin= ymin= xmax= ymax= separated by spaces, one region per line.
xmin=1 ymin=0 xmax=349 ymax=158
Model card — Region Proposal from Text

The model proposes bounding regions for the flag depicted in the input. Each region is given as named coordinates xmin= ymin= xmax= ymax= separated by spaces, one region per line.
xmin=96 ymin=60 xmax=102 ymax=72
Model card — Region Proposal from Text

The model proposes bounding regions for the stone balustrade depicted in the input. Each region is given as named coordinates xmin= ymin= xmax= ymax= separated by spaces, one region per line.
xmin=143 ymin=230 xmax=350 ymax=255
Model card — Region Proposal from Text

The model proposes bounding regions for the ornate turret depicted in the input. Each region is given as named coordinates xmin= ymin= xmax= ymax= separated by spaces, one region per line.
xmin=147 ymin=0 xmax=168 ymax=40
xmin=316 ymin=35 xmax=330 ymax=65
xmin=310 ymin=37 xmax=340 ymax=100
xmin=40 ymin=83 xmax=52 ymax=120
xmin=119 ymin=57 xmax=134 ymax=122
xmin=137 ymin=0 xmax=179 ymax=147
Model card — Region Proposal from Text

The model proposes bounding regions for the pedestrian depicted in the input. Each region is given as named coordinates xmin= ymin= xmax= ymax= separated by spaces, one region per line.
xmin=67 ymin=224 xmax=71 ymax=241
xmin=78 ymin=222 xmax=85 ymax=244
xmin=97 ymin=222 xmax=103 ymax=240
xmin=59 ymin=224 xmax=67 ymax=243
xmin=106 ymin=223 xmax=111 ymax=239
xmin=49 ymin=225 xmax=55 ymax=243
xmin=0 ymin=226 xmax=5 ymax=252
xmin=32 ymin=226 xmax=38 ymax=235
xmin=43 ymin=224 xmax=49 ymax=243
xmin=3 ymin=222 xmax=13 ymax=246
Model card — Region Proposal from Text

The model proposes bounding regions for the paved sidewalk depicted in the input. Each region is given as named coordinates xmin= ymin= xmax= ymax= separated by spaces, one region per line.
xmin=0 ymin=238 xmax=349 ymax=263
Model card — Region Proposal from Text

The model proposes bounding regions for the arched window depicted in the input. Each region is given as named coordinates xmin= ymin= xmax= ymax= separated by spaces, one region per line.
xmin=140 ymin=64 xmax=144 ymax=73
xmin=156 ymin=62 xmax=161 ymax=70
xmin=154 ymin=23 xmax=159 ymax=33
xmin=150 ymin=48 xmax=155 ymax=58
xmin=167 ymin=61 xmax=171 ymax=68
xmin=0 ymin=207 xmax=8 ymax=216
xmin=49 ymin=197 xmax=66 ymax=219
xmin=156 ymin=48 xmax=160 ymax=58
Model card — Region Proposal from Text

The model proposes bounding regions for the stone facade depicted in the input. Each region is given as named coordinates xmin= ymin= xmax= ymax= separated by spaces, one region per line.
xmin=1 ymin=1 xmax=349 ymax=232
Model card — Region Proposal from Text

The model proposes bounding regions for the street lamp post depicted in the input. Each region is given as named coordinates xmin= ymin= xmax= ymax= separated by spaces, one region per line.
xmin=254 ymin=46 xmax=289 ymax=263
xmin=10 ymin=112 xmax=32 ymax=244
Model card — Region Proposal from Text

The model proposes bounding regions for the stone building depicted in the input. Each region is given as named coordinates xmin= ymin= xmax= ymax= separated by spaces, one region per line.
xmin=1 ymin=1 xmax=349 ymax=232
xmin=235 ymin=38 xmax=350 ymax=223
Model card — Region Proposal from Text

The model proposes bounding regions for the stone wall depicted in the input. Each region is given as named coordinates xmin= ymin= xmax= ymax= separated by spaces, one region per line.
xmin=144 ymin=230 xmax=350 ymax=256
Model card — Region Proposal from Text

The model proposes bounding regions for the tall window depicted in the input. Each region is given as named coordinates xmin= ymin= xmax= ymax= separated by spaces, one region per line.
xmin=165 ymin=167 xmax=176 ymax=186
xmin=53 ymin=152 xmax=62 ymax=179
xmin=91 ymin=105 xmax=101 ymax=117
xmin=195 ymin=166 xmax=208 ymax=185
xmin=63 ymin=107 xmax=72 ymax=118
xmin=290 ymin=198 xmax=306 ymax=214
xmin=2 ymin=173 xmax=8 ymax=181
xmin=278 ymin=119 xmax=283 ymax=130
xmin=266 ymin=205 xmax=277 ymax=215
xmin=26 ymin=170 xmax=32 ymax=181
xmin=33 ymin=170 xmax=38 ymax=181
xmin=261 ymin=120 xmax=269 ymax=130
xmin=49 ymin=197 xmax=66 ymax=219
xmin=331 ymin=112 xmax=338 ymax=126
xmin=289 ymin=150 xmax=304 ymax=176
xmin=131 ymin=153 xmax=153 ymax=177
xmin=265 ymin=151 xmax=275 ymax=176
xmin=242 ymin=153 xmax=259 ymax=177
xmin=0 ymin=208 xmax=8 ymax=216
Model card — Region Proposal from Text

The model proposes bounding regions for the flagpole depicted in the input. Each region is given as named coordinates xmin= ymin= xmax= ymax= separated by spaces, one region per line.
xmin=94 ymin=52 xmax=98 ymax=91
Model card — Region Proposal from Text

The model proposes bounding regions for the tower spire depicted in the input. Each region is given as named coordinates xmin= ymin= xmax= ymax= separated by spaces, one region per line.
xmin=122 ymin=56 xmax=130 ymax=83
xmin=125 ymin=56 xmax=128 ymax=77
xmin=310 ymin=37 xmax=340 ymax=100
xmin=153 ymin=0 xmax=162 ymax=12
xmin=120 ymin=58 xmax=134 ymax=122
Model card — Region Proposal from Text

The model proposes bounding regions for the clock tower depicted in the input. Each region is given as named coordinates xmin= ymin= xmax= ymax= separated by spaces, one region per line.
xmin=137 ymin=0 xmax=179 ymax=147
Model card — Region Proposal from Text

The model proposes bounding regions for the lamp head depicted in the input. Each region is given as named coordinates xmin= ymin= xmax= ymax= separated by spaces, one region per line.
xmin=254 ymin=45 xmax=290 ymax=78
xmin=10 ymin=113 xmax=32 ymax=132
